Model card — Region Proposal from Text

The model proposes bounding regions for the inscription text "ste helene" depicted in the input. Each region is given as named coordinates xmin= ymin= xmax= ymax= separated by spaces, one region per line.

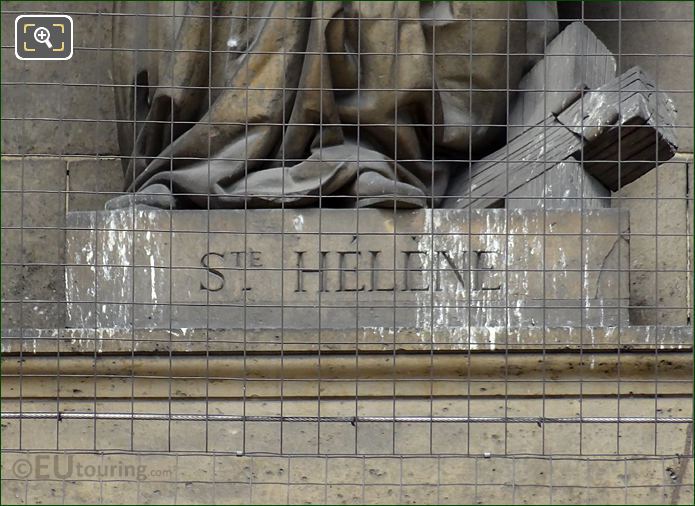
xmin=200 ymin=249 xmax=502 ymax=294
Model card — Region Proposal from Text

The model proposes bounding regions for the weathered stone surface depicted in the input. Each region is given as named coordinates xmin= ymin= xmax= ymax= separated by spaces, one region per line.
xmin=583 ymin=1 xmax=694 ymax=152
xmin=506 ymin=160 xmax=610 ymax=209
xmin=67 ymin=157 xmax=125 ymax=212
xmin=509 ymin=22 xmax=616 ymax=141
xmin=1 ymin=157 xmax=67 ymax=328
xmin=2 ymin=393 xmax=692 ymax=502
xmin=65 ymin=208 xmax=630 ymax=329
xmin=103 ymin=183 xmax=175 ymax=211
xmin=1 ymin=156 xmax=128 ymax=328
xmin=1 ymin=325 xmax=691 ymax=355
xmin=2 ymin=400 xmax=692 ymax=458
xmin=1 ymin=3 xmax=119 ymax=155
xmin=3 ymin=349 xmax=690 ymax=400
xmin=613 ymin=154 xmax=692 ymax=325
xmin=446 ymin=67 xmax=678 ymax=209
xmin=556 ymin=67 xmax=678 ymax=190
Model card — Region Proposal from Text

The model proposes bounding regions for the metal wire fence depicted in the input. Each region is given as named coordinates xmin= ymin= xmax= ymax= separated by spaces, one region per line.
xmin=1 ymin=1 xmax=693 ymax=504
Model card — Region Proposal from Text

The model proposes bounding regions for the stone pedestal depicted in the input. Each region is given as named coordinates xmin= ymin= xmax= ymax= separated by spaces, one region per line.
xmin=65 ymin=208 xmax=630 ymax=329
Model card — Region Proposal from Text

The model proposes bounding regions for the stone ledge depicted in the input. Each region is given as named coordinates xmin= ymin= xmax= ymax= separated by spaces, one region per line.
xmin=1 ymin=325 xmax=691 ymax=354
xmin=1 ymin=350 xmax=691 ymax=399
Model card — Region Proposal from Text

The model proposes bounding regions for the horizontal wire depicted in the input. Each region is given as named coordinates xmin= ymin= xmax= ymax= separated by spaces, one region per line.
xmin=4 ymin=44 xmax=692 ymax=56
xmin=3 ymin=10 xmax=695 ymax=21
xmin=1 ymin=412 xmax=692 ymax=424
xmin=3 ymin=82 xmax=694 ymax=91
xmin=3 ymin=116 xmax=694 ymax=126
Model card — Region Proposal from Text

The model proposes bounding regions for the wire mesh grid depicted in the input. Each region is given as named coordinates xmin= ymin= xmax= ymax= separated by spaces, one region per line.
xmin=1 ymin=1 xmax=693 ymax=504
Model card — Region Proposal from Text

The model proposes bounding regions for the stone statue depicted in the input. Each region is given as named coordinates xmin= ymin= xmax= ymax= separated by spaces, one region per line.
xmin=109 ymin=1 xmax=559 ymax=209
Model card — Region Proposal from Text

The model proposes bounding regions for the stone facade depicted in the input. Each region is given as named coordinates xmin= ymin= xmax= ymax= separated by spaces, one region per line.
xmin=2 ymin=452 xmax=691 ymax=504
xmin=1 ymin=1 xmax=691 ymax=329
xmin=1 ymin=2 xmax=693 ymax=505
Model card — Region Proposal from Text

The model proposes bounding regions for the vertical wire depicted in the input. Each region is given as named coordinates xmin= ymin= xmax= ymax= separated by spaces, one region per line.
xmin=623 ymin=456 xmax=629 ymax=504
xmin=660 ymin=456 xmax=667 ymax=501
xmin=173 ymin=452 xmax=180 ymax=504
xmin=616 ymin=0 xmax=624 ymax=458
xmin=436 ymin=453 xmax=442 ymax=504
xmin=350 ymin=0 xmax=360 ymax=459
xmin=503 ymin=0 xmax=512 ymax=457
xmin=354 ymin=0 xmax=362 ymax=456
xmin=398 ymin=455 xmax=403 ymax=503
xmin=548 ymin=454 xmax=554 ymax=504
xmin=242 ymin=0 xmax=251 ymax=456
xmin=55 ymin=2 xmax=66 ymax=453
xmin=92 ymin=5 xmax=103 ymax=454
xmin=391 ymin=1 xmax=399 ymax=456
xmin=428 ymin=0 xmax=436 ymax=458
xmin=579 ymin=0 xmax=589 ymax=458
xmin=205 ymin=0 xmax=214 ymax=454
xmin=652 ymin=8 xmax=662 ymax=457
xmin=246 ymin=453 xmax=253 ymax=502
xmin=285 ymin=455 xmax=291 ymax=504
xmin=167 ymin=1 xmax=177 ymax=454
xmin=511 ymin=455 xmax=517 ymax=504
xmin=360 ymin=455 xmax=366 ymax=502
xmin=279 ymin=0 xmax=287 ymax=456
xmin=473 ymin=455 xmax=479 ymax=502
xmin=539 ymin=0 xmax=550 ymax=458
xmin=578 ymin=0 xmax=587 ymax=457
xmin=211 ymin=446 xmax=217 ymax=504
xmin=98 ymin=453 xmax=105 ymax=503
xmin=135 ymin=449 xmax=142 ymax=503
xmin=317 ymin=0 xmax=324 ymax=457
xmin=129 ymin=5 xmax=139 ymax=454
xmin=323 ymin=455 xmax=328 ymax=502
xmin=466 ymin=1 xmax=473 ymax=457
xmin=16 ymin=0 xmax=28 ymax=456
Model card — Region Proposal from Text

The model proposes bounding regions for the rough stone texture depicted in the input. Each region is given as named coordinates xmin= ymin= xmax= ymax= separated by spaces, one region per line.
xmin=1 ymin=396 xmax=692 ymax=455
xmin=67 ymin=157 xmax=125 ymax=212
xmin=507 ymin=160 xmax=610 ymax=209
xmin=1 ymin=325 xmax=691 ymax=355
xmin=0 ymin=157 xmax=67 ymax=328
xmin=1 ymin=397 xmax=692 ymax=503
xmin=509 ymin=21 xmax=616 ymax=141
xmin=2 ymin=349 xmax=691 ymax=400
xmin=1 ymin=335 xmax=692 ymax=503
xmin=0 ymin=2 xmax=119 ymax=156
xmin=65 ymin=209 xmax=630 ymax=329
xmin=1 ymin=1 xmax=126 ymax=331
xmin=446 ymin=68 xmax=678 ymax=209
xmin=613 ymin=154 xmax=692 ymax=325
xmin=556 ymin=67 xmax=678 ymax=190
xmin=583 ymin=1 xmax=694 ymax=152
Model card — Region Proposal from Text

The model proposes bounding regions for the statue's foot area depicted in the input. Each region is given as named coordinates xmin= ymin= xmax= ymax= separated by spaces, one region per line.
xmin=105 ymin=184 xmax=177 ymax=210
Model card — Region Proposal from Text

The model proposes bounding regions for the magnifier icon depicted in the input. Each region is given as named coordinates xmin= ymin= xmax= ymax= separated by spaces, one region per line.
xmin=34 ymin=26 xmax=52 ymax=48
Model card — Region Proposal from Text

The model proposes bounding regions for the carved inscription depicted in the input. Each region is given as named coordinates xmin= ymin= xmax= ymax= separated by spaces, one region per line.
xmin=200 ymin=248 xmax=502 ymax=295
